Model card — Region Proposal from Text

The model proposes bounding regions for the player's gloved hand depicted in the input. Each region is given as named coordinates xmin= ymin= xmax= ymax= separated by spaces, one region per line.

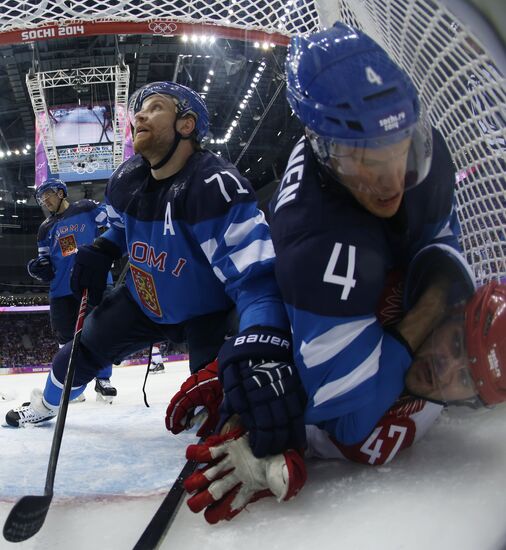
xmin=70 ymin=237 xmax=120 ymax=305
xmin=27 ymin=256 xmax=54 ymax=282
xmin=184 ymin=427 xmax=306 ymax=524
xmin=165 ymin=359 xmax=222 ymax=437
xmin=218 ymin=327 xmax=307 ymax=458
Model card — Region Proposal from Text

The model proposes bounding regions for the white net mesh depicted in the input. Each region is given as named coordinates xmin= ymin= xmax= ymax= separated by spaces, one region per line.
xmin=0 ymin=0 xmax=504 ymax=283
xmin=0 ymin=0 xmax=320 ymax=38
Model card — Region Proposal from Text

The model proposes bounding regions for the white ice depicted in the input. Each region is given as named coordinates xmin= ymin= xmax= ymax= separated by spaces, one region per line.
xmin=1 ymin=362 xmax=506 ymax=550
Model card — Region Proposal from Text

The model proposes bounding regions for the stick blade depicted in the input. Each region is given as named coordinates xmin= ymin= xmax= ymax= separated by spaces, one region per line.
xmin=3 ymin=494 xmax=53 ymax=543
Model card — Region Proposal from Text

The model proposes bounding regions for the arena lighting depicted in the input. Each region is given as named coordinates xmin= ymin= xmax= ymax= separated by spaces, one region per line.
xmin=0 ymin=145 xmax=31 ymax=161
xmin=253 ymin=42 xmax=274 ymax=49
xmin=209 ymin=60 xmax=267 ymax=145
xmin=181 ymin=34 xmax=216 ymax=45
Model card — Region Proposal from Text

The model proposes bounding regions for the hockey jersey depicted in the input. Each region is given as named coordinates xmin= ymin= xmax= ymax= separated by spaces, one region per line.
xmin=37 ymin=199 xmax=111 ymax=298
xmin=270 ymin=128 xmax=463 ymax=445
xmin=305 ymin=396 xmax=444 ymax=465
xmin=101 ymin=151 xmax=287 ymax=331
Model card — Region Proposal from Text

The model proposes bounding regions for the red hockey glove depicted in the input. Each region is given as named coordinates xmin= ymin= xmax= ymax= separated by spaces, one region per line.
xmin=184 ymin=428 xmax=306 ymax=524
xmin=165 ymin=359 xmax=222 ymax=438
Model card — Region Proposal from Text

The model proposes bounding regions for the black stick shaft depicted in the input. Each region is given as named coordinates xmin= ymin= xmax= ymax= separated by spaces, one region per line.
xmin=44 ymin=288 xmax=88 ymax=494
xmin=2 ymin=290 xmax=88 ymax=543
xmin=132 ymin=456 xmax=198 ymax=550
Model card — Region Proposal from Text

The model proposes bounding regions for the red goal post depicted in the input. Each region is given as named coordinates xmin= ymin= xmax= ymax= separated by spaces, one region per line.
xmin=0 ymin=0 xmax=503 ymax=284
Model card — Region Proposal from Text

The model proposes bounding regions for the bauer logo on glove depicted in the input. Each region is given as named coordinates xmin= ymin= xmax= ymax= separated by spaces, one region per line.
xmin=232 ymin=333 xmax=290 ymax=350
xmin=218 ymin=327 xmax=307 ymax=457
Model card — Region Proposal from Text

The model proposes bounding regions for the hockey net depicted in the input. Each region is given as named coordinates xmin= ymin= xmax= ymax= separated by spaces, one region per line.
xmin=0 ymin=0 xmax=504 ymax=284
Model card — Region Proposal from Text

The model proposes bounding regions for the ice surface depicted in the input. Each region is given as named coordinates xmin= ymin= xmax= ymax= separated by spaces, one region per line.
xmin=1 ymin=363 xmax=506 ymax=550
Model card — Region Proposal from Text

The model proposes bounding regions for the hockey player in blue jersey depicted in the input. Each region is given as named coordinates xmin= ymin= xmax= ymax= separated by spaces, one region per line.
xmin=171 ymin=23 xmax=506 ymax=524
xmin=268 ymin=21 xmax=466 ymax=447
xmin=6 ymin=81 xmax=307 ymax=453
xmin=22 ymin=179 xmax=116 ymax=407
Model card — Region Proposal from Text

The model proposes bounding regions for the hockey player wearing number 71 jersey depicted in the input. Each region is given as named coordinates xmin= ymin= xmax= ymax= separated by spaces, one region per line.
xmin=6 ymin=81 xmax=306 ymax=444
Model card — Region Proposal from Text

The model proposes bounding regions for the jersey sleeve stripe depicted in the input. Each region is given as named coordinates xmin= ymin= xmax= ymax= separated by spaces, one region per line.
xmin=212 ymin=266 xmax=227 ymax=283
xmin=434 ymin=220 xmax=453 ymax=239
xmin=95 ymin=210 xmax=108 ymax=227
xmin=229 ymin=239 xmax=275 ymax=274
xmin=105 ymin=203 xmax=125 ymax=229
xmin=223 ymin=211 xmax=267 ymax=246
xmin=38 ymin=246 xmax=50 ymax=255
xmin=300 ymin=317 xmax=376 ymax=368
xmin=200 ymin=237 xmax=218 ymax=263
xmin=312 ymin=338 xmax=382 ymax=406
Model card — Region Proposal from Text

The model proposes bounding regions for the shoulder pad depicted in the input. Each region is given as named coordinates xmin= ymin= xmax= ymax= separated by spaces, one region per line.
xmin=72 ymin=199 xmax=100 ymax=212
xmin=108 ymin=154 xmax=149 ymax=188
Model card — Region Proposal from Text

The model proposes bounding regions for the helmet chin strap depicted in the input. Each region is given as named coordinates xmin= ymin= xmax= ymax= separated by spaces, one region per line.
xmin=148 ymin=124 xmax=192 ymax=171
xmin=50 ymin=195 xmax=65 ymax=217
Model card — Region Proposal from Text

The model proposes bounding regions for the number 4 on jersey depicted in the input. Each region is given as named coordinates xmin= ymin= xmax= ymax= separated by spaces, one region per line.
xmin=323 ymin=242 xmax=357 ymax=300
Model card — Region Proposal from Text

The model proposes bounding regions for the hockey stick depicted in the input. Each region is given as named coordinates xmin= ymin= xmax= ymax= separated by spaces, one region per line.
xmin=133 ymin=412 xmax=209 ymax=550
xmin=3 ymin=289 xmax=89 ymax=543
xmin=132 ymin=454 xmax=199 ymax=550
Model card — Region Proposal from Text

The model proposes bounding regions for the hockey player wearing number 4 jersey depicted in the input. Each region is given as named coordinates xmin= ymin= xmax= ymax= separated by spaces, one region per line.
xmin=6 ymin=81 xmax=306 ymax=441
xmin=168 ymin=23 xmax=506 ymax=524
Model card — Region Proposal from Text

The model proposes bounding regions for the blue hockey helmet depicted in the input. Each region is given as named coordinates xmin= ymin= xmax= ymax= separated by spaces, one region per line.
xmin=286 ymin=22 xmax=432 ymax=192
xmin=128 ymin=81 xmax=209 ymax=143
xmin=35 ymin=178 xmax=67 ymax=206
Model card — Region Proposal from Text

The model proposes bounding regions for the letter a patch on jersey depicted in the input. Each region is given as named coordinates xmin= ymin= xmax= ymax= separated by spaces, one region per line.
xmin=130 ymin=264 xmax=162 ymax=317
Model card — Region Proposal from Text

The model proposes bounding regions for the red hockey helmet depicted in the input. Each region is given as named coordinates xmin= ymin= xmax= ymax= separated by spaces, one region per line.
xmin=465 ymin=282 xmax=506 ymax=406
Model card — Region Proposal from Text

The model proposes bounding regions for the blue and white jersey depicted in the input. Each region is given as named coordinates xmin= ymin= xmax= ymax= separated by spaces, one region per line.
xmin=37 ymin=199 xmax=111 ymax=298
xmin=270 ymin=128 xmax=463 ymax=445
xmin=101 ymin=151 xmax=287 ymax=331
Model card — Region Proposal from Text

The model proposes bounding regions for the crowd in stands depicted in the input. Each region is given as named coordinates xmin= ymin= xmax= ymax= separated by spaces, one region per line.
xmin=0 ymin=291 xmax=49 ymax=307
xmin=0 ymin=312 xmax=188 ymax=369
xmin=0 ymin=314 xmax=57 ymax=367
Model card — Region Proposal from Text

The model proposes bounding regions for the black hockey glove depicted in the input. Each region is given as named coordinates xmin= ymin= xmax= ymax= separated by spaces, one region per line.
xmin=27 ymin=256 xmax=54 ymax=282
xmin=71 ymin=237 xmax=121 ymax=305
xmin=218 ymin=327 xmax=307 ymax=458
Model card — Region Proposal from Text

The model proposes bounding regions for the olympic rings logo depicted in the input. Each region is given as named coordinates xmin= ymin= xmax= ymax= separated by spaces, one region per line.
xmin=72 ymin=160 xmax=101 ymax=174
xmin=148 ymin=21 xmax=178 ymax=35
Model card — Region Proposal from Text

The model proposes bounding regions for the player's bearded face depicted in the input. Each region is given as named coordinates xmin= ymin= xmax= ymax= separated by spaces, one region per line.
xmin=405 ymin=316 xmax=478 ymax=402
xmin=330 ymin=138 xmax=410 ymax=218
xmin=133 ymin=95 xmax=177 ymax=161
